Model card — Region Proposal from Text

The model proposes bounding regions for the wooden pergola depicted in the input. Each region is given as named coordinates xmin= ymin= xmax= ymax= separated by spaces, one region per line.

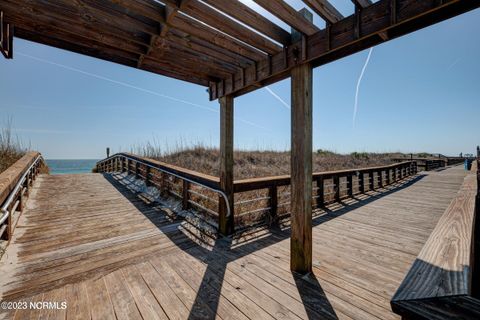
xmin=1 ymin=0 xmax=478 ymax=274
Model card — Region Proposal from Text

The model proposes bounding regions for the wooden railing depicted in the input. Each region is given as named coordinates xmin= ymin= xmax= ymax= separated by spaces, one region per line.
xmin=391 ymin=153 xmax=480 ymax=319
xmin=0 ymin=152 xmax=46 ymax=242
xmin=233 ymin=161 xmax=416 ymax=228
xmin=393 ymin=157 xmax=464 ymax=171
xmin=96 ymin=153 xmax=226 ymax=229
xmin=97 ymin=154 xmax=417 ymax=231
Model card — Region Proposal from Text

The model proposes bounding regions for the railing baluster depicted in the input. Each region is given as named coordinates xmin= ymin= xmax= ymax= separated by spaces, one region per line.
xmin=317 ymin=176 xmax=324 ymax=207
xmin=269 ymin=185 xmax=278 ymax=224
xmin=347 ymin=174 xmax=353 ymax=197
xmin=359 ymin=172 xmax=365 ymax=193
xmin=369 ymin=171 xmax=375 ymax=190
xmin=334 ymin=176 xmax=341 ymax=201
xmin=182 ymin=180 xmax=190 ymax=210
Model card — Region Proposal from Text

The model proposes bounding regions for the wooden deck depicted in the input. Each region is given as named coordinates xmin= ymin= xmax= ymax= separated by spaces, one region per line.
xmin=0 ymin=165 xmax=467 ymax=320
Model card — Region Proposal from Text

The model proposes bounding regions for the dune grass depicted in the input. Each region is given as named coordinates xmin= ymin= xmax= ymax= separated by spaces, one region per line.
xmin=0 ymin=123 xmax=26 ymax=174
xmin=134 ymin=143 xmax=407 ymax=180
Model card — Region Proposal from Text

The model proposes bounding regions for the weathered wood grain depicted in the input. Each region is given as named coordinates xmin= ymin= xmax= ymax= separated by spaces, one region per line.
xmin=391 ymin=165 xmax=479 ymax=319
xmin=0 ymin=165 xmax=469 ymax=319
xmin=0 ymin=152 xmax=40 ymax=207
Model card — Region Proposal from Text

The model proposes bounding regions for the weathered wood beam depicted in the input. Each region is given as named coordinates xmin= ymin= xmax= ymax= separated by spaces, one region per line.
xmin=211 ymin=0 xmax=480 ymax=99
xmin=102 ymin=0 xmax=267 ymax=61
xmin=290 ymin=8 xmax=313 ymax=275
xmin=0 ymin=11 xmax=13 ymax=59
xmin=302 ymin=0 xmax=344 ymax=24
xmin=0 ymin=0 xmax=150 ymax=45
xmin=1 ymin=0 xmax=243 ymax=81
xmin=219 ymin=95 xmax=235 ymax=236
xmin=14 ymin=28 xmax=209 ymax=86
xmin=253 ymin=0 xmax=320 ymax=36
xmin=169 ymin=0 xmax=283 ymax=55
xmin=352 ymin=0 xmax=373 ymax=8
xmin=202 ymin=0 xmax=291 ymax=45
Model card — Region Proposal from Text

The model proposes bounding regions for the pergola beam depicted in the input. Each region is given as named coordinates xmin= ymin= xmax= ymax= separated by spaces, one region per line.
xmin=302 ymin=0 xmax=344 ymax=24
xmin=253 ymin=0 xmax=320 ymax=36
xmin=202 ymin=0 xmax=291 ymax=46
xmin=0 ymin=11 xmax=13 ymax=59
xmin=14 ymin=28 xmax=210 ymax=86
xmin=174 ymin=0 xmax=283 ymax=55
xmin=352 ymin=0 xmax=373 ymax=8
xmin=210 ymin=0 xmax=480 ymax=100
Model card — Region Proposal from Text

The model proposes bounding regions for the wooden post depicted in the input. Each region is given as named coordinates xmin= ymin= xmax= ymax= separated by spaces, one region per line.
xmin=182 ymin=180 xmax=190 ymax=210
xmin=145 ymin=166 xmax=151 ymax=186
xmin=333 ymin=176 xmax=340 ymax=201
xmin=317 ymin=176 xmax=324 ymax=207
xmin=378 ymin=171 xmax=384 ymax=188
xmin=269 ymin=185 xmax=278 ymax=224
xmin=359 ymin=172 xmax=365 ymax=193
xmin=219 ymin=95 xmax=234 ymax=236
xmin=369 ymin=171 xmax=375 ymax=190
xmin=290 ymin=7 xmax=313 ymax=274
xmin=347 ymin=174 xmax=353 ymax=197
xmin=386 ymin=169 xmax=391 ymax=185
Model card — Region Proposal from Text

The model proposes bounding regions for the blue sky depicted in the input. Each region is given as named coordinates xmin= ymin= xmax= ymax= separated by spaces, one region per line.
xmin=0 ymin=2 xmax=479 ymax=159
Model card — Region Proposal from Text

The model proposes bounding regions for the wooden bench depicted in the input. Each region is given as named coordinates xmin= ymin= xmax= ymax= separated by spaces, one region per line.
xmin=391 ymin=160 xmax=480 ymax=319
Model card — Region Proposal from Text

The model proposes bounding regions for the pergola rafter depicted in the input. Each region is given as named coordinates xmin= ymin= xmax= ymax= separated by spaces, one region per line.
xmin=1 ymin=0 xmax=479 ymax=275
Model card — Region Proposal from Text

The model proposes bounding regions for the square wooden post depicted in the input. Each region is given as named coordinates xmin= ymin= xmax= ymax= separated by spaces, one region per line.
xmin=219 ymin=95 xmax=234 ymax=236
xmin=290 ymin=9 xmax=313 ymax=273
xmin=359 ymin=172 xmax=365 ymax=193
xmin=316 ymin=176 xmax=324 ymax=208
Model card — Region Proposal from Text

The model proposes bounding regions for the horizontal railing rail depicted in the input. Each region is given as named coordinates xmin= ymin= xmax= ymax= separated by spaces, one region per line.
xmin=0 ymin=151 xmax=45 ymax=241
xmin=97 ymin=154 xmax=418 ymax=232
xmin=391 ymin=152 xmax=480 ymax=319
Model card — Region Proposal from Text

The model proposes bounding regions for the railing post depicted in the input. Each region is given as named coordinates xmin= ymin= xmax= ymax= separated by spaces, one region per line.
xmin=145 ymin=166 xmax=151 ymax=186
xmin=378 ymin=170 xmax=384 ymax=188
xmin=386 ymin=169 xmax=391 ymax=185
xmin=135 ymin=161 xmax=139 ymax=178
xmin=6 ymin=201 xmax=13 ymax=240
xmin=359 ymin=172 xmax=365 ymax=193
xmin=269 ymin=185 xmax=278 ymax=224
xmin=369 ymin=171 xmax=375 ymax=190
xmin=317 ymin=176 xmax=324 ymax=207
xmin=347 ymin=174 xmax=353 ymax=197
xmin=182 ymin=180 xmax=190 ymax=210
xmin=333 ymin=176 xmax=340 ymax=202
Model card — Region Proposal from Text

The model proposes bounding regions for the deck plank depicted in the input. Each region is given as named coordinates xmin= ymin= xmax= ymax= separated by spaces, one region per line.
xmin=0 ymin=165 xmax=467 ymax=319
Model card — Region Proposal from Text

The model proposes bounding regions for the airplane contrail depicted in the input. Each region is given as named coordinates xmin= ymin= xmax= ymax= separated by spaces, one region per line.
xmin=17 ymin=52 xmax=267 ymax=130
xmin=353 ymin=48 xmax=373 ymax=127
xmin=265 ymin=87 xmax=290 ymax=110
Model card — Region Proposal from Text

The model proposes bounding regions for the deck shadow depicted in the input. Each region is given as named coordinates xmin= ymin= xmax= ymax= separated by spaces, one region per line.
xmin=103 ymin=172 xmax=428 ymax=319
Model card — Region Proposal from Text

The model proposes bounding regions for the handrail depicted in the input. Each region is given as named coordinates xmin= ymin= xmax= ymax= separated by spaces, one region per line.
xmin=0 ymin=152 xmax=45 ymax=239
xmin=234 ymin=161 xmax=415 ymax=192
xmin=96 ymin=153 xmax=231 ymax=218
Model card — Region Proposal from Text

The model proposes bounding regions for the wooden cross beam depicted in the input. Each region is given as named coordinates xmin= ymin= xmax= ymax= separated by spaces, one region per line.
xmin=210 ymin=0 xmax=480 ymax=100
xmin=0 ymin=11 xmax=13 ymax=59
xmin=302 ymin=0 xmax=344 ymax=24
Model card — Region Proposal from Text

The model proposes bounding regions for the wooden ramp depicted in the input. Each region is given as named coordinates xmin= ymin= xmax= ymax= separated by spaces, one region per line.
xmin=0 ymin=165 xmax=467 ymax=319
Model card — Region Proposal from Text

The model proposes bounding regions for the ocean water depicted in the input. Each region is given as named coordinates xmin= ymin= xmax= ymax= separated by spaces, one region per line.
xmin=45 ymin=159 xmax=100 ymax=175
